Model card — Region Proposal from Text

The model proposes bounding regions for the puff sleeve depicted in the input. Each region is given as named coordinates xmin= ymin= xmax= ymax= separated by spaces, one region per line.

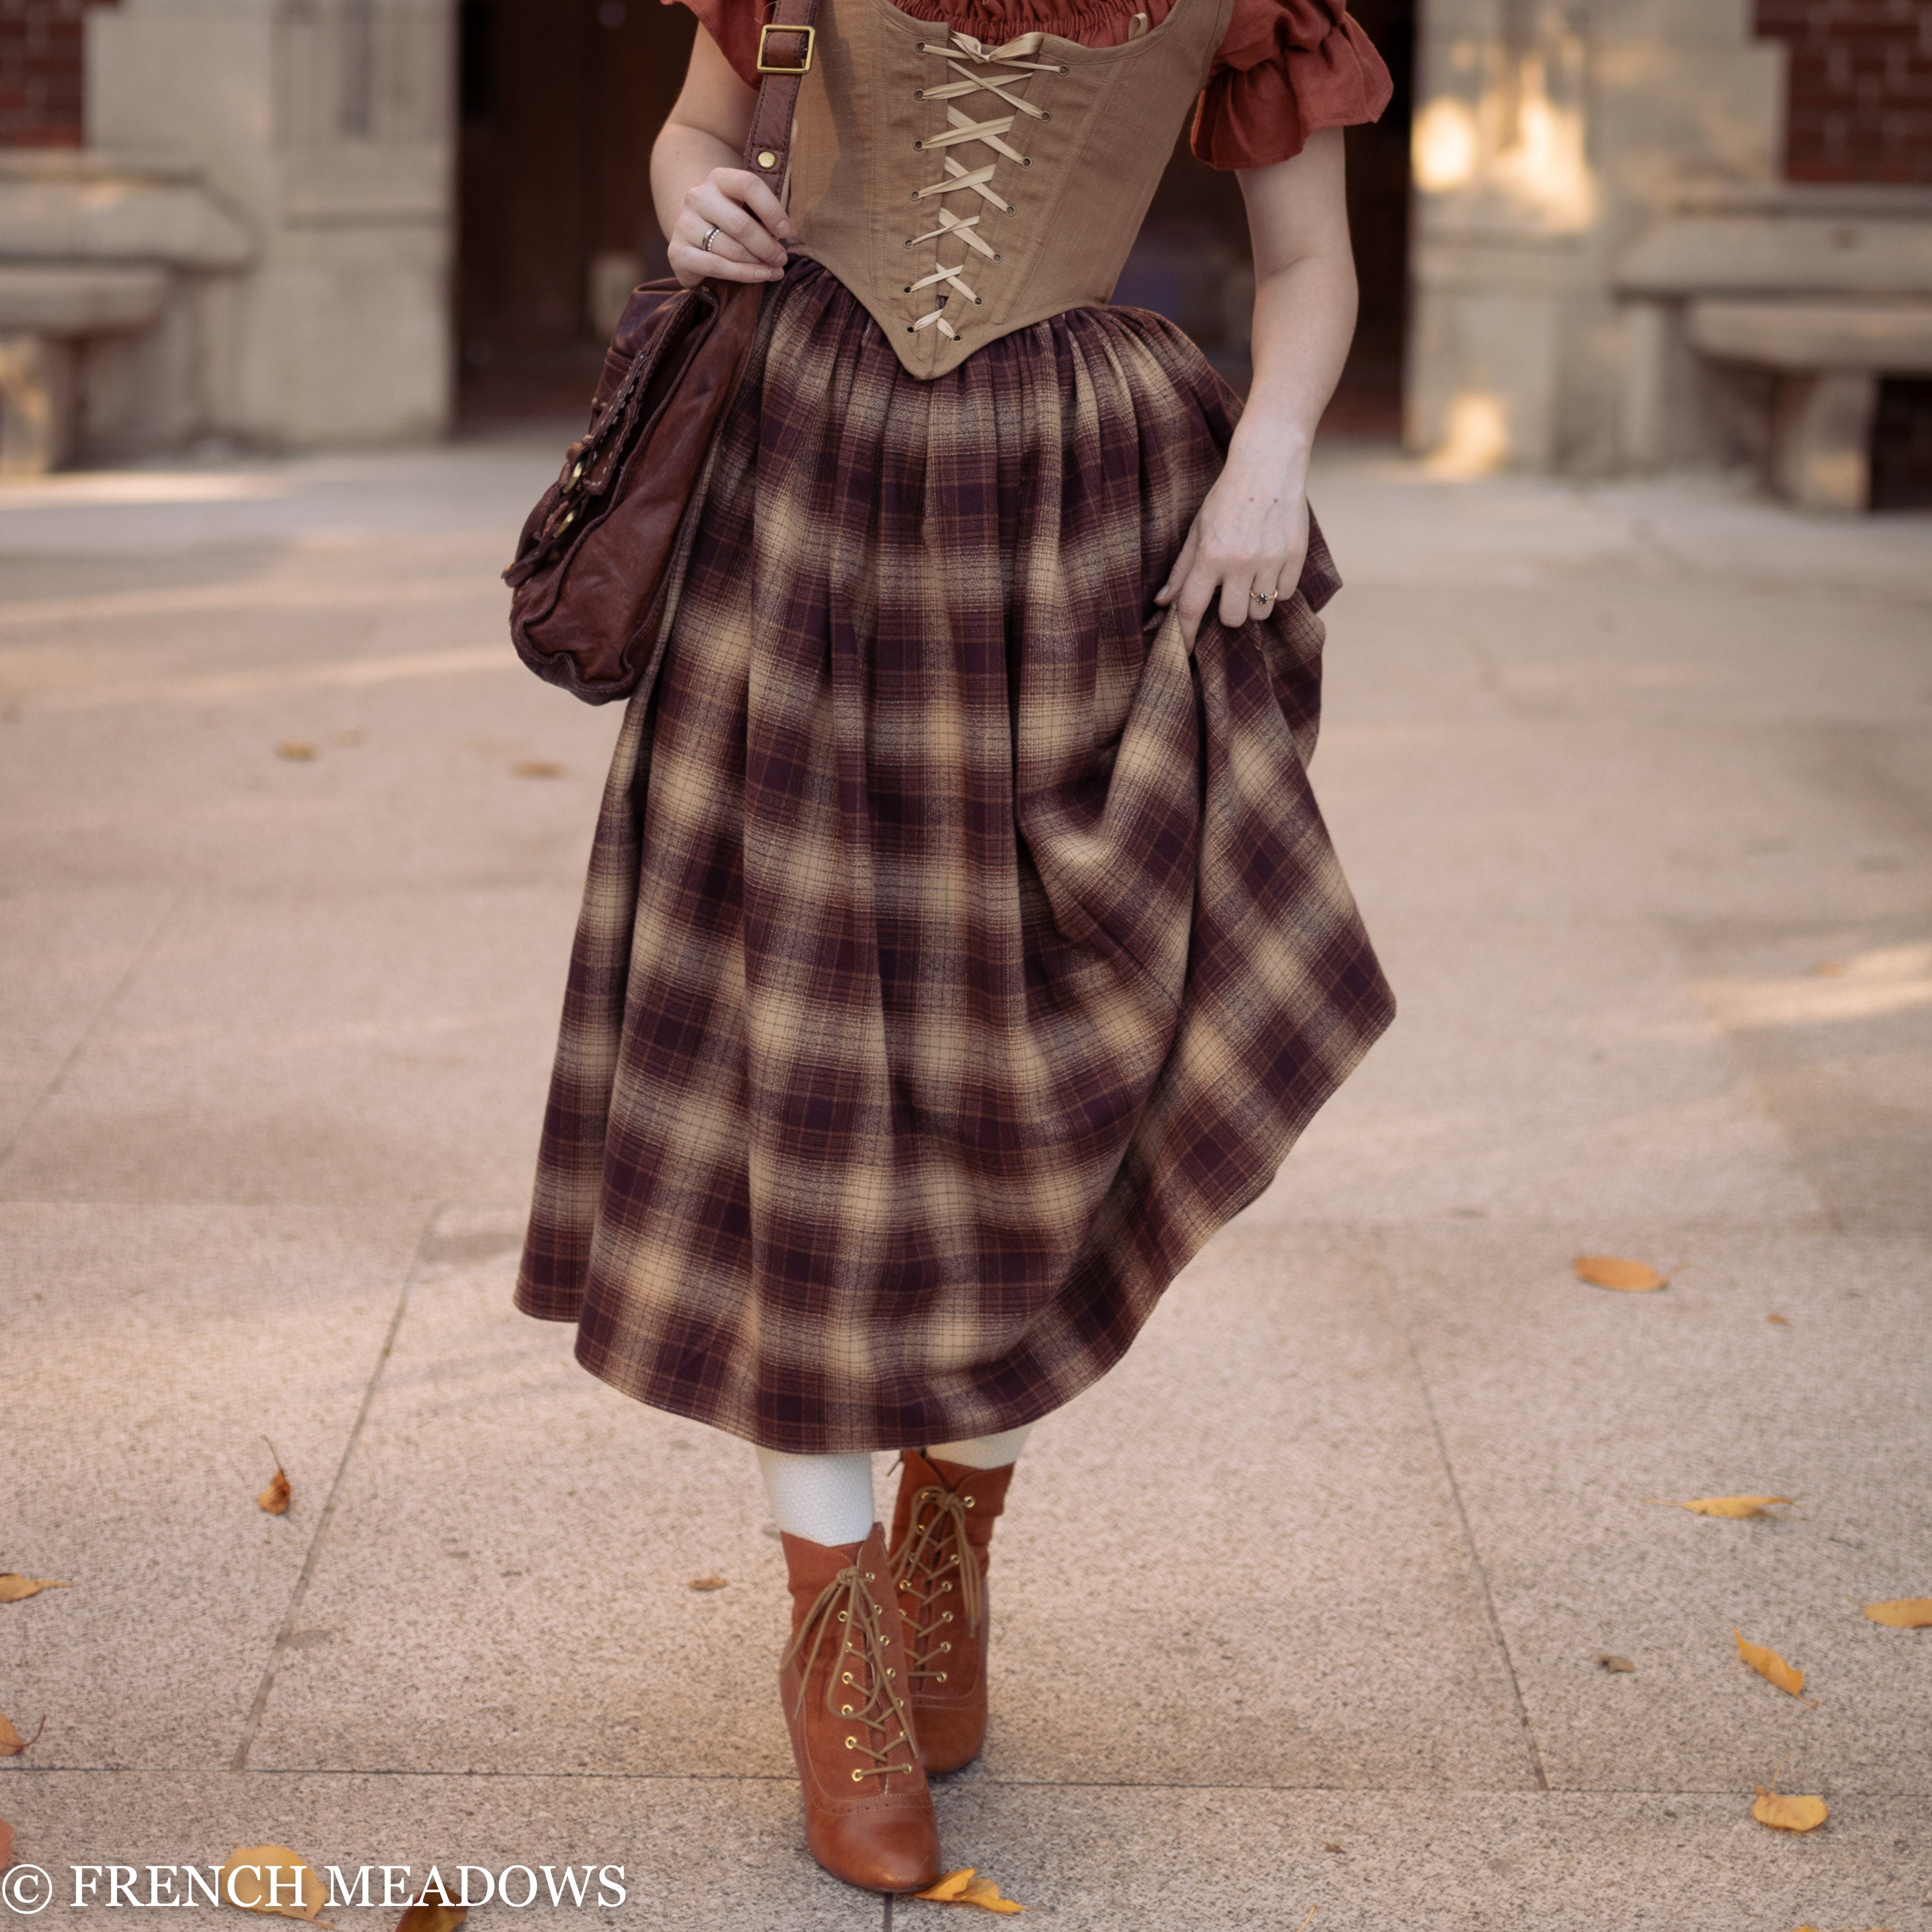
xmin=1191 ymin=0 xmax=1393 ymax=172
xmin=665 ymin=0 xmax=766 ymax=89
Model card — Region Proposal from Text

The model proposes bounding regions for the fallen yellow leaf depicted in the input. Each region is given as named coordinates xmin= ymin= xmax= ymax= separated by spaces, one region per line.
xmin=395 ymin=1903 xmax=467 ymax=1932
xmin=1573 ymin=1255 xmax=1669 ymax=1291
xmin=1765 ymin=1313 xmax=1790 ymax=1325
xmin=916 ymin=1868 xmax=1027 ymax=1912
xmin=1597 ymin=1653 xmax=1635 ymax=1673
xmin=1864 ymin=1598 xmax=1932 ymax=1629
xmin=275 ymin=742 xmax=319 ymax=762
xmin=512 ymin=760 xmax=566 ymax=779
xmin=919 ymin=1871 xmax=978 ymax=1903
xmin=0 ymin=1814 xmax=11 ymax=1870
xmin=1752 ymin=1789 xmax=1828 ymax=1833
xmin=687 ymin=1576 xmax=728 ymax=1592
xmin=957 ymin=1876 xmax=1025 ymax=1915
xmin=1735 ymin=1629 xmax=1806 ymax=1698
xmin=0 ymin=1711 xmax=44 ymax=1756
xmin=258 ymin=1468 xmax=292 ymax=1516
xmin=1650 ymin=1496 xmax=1795 ymax=1520
xmin=217 ymin=1846 xmax=327 ymax=1921
xmin=0 ymin=1576 xmax=67 ymax=1603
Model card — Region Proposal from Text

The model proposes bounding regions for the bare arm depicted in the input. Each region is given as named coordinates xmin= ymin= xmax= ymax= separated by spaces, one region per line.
xmin=1154 ymin=128 xmax=1357 ymax=645
xmin=652 ymin=27 xmax=792 ymax=289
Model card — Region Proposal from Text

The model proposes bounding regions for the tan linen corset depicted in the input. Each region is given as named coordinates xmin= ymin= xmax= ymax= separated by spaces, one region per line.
xmin=785 ymin=0 xmax=1235 ymax=380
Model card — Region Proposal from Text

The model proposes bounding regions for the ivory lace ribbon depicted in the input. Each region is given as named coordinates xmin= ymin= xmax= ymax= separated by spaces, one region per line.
xmin=905 ymin=30 xmax=1062 ymax=341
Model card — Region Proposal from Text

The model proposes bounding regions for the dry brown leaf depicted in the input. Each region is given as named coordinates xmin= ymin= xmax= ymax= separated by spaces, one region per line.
xmin=1735 ymin=1629 xmax=1808 ymax=1699
xmin=394 ymin=1903 xmax=467 ymax=1932
xmin=258 ymin=1468 xmax=292 ymax=1516
xmin=1597 ymin=1653 xmax=1635 ymax=1673
xmin=1765 ymin=1312 xmax=1791 ymax=1325
xmin=0 ymin=1711 xmax=45 ymax=1756
xmin=1649 ymin=1496 xmax=1795 ymax=1520
xmin=1864 ymin=1598 xmax=1932 ymax=1629
xmin=1812 ymin=960 xmax=1848 ymax=976
xmin=217 ymin=1846 xmax=326 ymax=1920
xmin=687 ymin=1576 xmax=728 ymax=1592
xmin=0 ymin=1575 xmax=68 ymax=1603
xmin=275 ymin=741 xmax=319 ymax=762
xmin=1752 ymin=1788 xmax=1828 ymax=1834
xmin=0 ymin=1814 xmax=11 ymax=1871
xmin=512 ymin=760 xmax=566 ymax=779
xmin=1573 ymin=1254 xmax=1669 ymax=1291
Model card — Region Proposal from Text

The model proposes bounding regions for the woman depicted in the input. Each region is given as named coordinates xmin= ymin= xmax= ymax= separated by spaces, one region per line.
xmin=516 ymin=0 xmax=1395 ymax=1894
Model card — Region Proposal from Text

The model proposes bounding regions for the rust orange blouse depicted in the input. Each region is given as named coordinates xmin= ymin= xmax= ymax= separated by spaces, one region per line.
xmin=669 ymin=0 xmax=1392 ymax=171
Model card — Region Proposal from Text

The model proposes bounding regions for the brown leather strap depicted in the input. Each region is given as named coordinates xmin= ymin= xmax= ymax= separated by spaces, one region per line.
xmin=742 ymin=0 xmax=820 ymax=195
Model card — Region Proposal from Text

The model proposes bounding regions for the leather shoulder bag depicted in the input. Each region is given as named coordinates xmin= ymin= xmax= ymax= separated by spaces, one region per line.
xmin=502 ymin=0 xmax=819 ymax=705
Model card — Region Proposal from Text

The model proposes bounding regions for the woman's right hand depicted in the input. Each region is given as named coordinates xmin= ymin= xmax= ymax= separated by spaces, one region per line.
xmin=668 ymin=168 xmax=792 ymax=289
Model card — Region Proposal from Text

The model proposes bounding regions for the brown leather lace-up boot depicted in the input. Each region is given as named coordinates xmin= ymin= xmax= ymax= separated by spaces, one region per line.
xmin=779 ymin=1524 xmax=941 ymax=1894
xmin=887 ymin=1450 xmax=1016 ymax=1775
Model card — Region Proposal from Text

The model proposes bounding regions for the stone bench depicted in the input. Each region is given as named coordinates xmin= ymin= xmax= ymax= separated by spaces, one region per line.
xmin=1616 ymin=185 xmax=1932 ymax=511
xmin=0 ymin=265 xmax=170 ymax=471
xmin=0 ymin=152 xmax=252 ymax=473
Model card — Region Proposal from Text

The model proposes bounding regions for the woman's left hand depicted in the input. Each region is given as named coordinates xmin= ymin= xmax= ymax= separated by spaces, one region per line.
xmin=1155 ymin=436 xmax=1310 ymax=649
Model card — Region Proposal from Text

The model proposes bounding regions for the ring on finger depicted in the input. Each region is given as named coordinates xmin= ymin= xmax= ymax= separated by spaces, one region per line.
xmin=1251 ymin=586 xmax=1275 ymax=606
xmin=701 ymin=223 xmax=721 ymax=253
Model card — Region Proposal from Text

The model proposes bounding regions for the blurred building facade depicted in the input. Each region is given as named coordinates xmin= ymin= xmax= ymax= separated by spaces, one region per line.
xmin=0 ymin=0 xmax=1927 ymax=504
xmin=1411 ymin=1 xmax=1932 ymax=505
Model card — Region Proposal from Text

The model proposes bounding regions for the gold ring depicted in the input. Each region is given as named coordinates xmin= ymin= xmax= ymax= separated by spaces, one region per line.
xmin=702 ymin=224 xmax=721 ymax=253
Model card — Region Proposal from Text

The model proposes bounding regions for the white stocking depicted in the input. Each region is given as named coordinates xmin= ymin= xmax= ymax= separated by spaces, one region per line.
xmin=755 ymin=1447 xmax=876 ymax=1546
xmin=923 ymin=1424 xmax=1031 ymax=1470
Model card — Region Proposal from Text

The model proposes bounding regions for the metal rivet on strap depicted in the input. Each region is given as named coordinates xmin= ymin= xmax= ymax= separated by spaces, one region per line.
xmin=758 ymin=148 xmax=778 ymax=169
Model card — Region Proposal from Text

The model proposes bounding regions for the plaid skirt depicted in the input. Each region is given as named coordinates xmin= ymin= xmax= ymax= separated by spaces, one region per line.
xmin=514 ymin=257 xmax=1394 ymax=1454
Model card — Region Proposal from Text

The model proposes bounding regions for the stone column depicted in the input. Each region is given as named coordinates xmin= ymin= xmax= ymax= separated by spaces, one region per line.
xmin=86 ymin=0 xmax=456 ymax=446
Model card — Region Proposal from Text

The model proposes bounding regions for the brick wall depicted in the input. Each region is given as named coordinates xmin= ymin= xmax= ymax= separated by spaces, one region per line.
xmin=0 ymin=0 xmax=117 ymax=147
xmin=1755 ymin=0 xmax=1932 ymax=184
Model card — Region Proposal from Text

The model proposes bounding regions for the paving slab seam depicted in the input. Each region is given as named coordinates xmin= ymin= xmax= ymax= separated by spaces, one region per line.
xmin=0 ymin=887 xmax=181 ymax=1174
xmin=17 ymin=1771 xmax=1932 ymax=1801
xmin=1371 ymin=1229 xmax=1550 ymax=1793
xmin=228 ymin=1208 xmax=443 ymax=1771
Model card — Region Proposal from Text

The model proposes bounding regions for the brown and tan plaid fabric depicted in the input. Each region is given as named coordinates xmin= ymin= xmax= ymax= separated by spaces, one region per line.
xmin=515 ymin=259 xmax=1394 ymax=1453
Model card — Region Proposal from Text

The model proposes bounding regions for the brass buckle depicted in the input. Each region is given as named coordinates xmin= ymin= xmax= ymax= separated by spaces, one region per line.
xmin=756 ymin=21 xmax=815 ymax=73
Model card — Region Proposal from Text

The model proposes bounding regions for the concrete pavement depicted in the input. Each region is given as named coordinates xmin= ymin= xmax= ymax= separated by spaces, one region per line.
xmin=1 ymin=435 xmax=1928 ymax=1929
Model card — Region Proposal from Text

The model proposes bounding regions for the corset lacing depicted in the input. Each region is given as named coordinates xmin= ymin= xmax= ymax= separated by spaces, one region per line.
xmin=903 ymin=30 xmax=1068 ymax=342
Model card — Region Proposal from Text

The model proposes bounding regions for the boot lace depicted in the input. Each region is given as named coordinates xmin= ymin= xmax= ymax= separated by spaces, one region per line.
xmin=892 ymin=1481 xmax=985 ymax=1690
xmin=782 ymin=1560 xmax=920 ymax=1788
xmin=901 ymin=30 xmax=1067 ymax=343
